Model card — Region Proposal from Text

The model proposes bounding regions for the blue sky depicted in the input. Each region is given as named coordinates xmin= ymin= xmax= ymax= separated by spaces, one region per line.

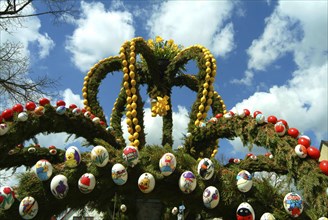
xmin=1 ymin=0 xmax=327 ymax=163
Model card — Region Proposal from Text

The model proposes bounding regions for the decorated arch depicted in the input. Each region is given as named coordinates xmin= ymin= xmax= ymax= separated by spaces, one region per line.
xmin=0 ymin=37 xmax=327 ymax=219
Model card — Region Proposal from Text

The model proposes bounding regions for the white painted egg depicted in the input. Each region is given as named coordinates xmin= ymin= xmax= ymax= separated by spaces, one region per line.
xmin=260 ymin=212 xmax=275 ymax=220
xmin=122 ymin=146 xmax=139 ymax=167
xmin=138 ymin=173 xmax=155 ymax=193
xmin=92 ymin=117 xmax=100 ymax=123
xmin=34 ymin=159 xmax=53 ymax=181
xmin=0 ymin=186 xmax=15 ymax=210
xmin=0 ymin=123 xmax=9 ymax=136
xmin=65 ymin=146 xmax=81 ymax=168
xmin=256 ymin=114 xmax=266 ymax=124
xmin=91 ymin=145 xmax=109 ymax=167
xmin=203 ymin=186 xmax=219 ymax=209
xmin=72 ymin=108 xmax=81 ymax=115
xmin=120 ymin=204 xmax=127 ymax=212
xmin=159 ymin=153 xmax=176 ymax=176
xmin=236 ymin=170 xmax=253 ymax=192
xmin=294 ymin=144 xmax=307 ymax=158
xmin=112 ymin=163 xmax=128 ymax=185
xmin=56 ymin=106 xmax=66 ymax=115
xmin=318 ymin=217 xmax=328 ymax=220
xmin=179 ymin=171 xmax=197 ymax=194
xmin=283 ymin=192 xmax=303 ymax=217
xmin=50 ymin=174 xmax=69 ymax=199
xmin=78 ymin=173 xmax=96 ymax=194
xmin=17 ymin=112 xmax=28 ymax=122
xmin=19 ymin=196 xmax=38 ymax=219
xmin=236 ymin=202 xmax=255 ymax=220
xmin=197 ymin=158 xmax=214 ymax=180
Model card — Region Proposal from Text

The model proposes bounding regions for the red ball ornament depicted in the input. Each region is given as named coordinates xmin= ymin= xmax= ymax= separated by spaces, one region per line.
xmin=288 ymin=128 xmax=299 ymax=138
xmin=229 ymin=111 xmax=235 ymax=116
xmin=25 ymin=102 xmax=36 ymax=111
xmin=298 ymin=137 xmax=310 ymax=148
xmin=267 ymin=115 xmax=277 ymax=124
xmin=274 ymin=122 xmax=286 ymax=136
xmin=12 ymin=104 xmax=24 ymax=113
xmin=319 ymin=160 xmax=328 ymax=175
xmin=39 ymin=98 xmax=50 ymax=106
xmin=277 ymin=119 xmax=288 ymax=128
xmin=253 ymin=110 xmax=262 ymax=118
xmin=99 ymin=121 xmax=106 ymax=126
xmin=215 ymin=113 xmax=223 ymax=119
xmin=228 ymin=158 xmax=234 ymax=164
xmin=243 ymin=109 xmax=250 ymax=116
xmin=1 ymin=109 xmax=14 ymax=120
xmin=56 ymin=100 xmax=66 ymax=107
xmin=307 ymin=146 xmax=320 ymax=159
xmin=246 ymin=153 xmax=253 ymax=158
xmin=69 ymin=104 xmax=78 ymax=109
xmin=81 ymin=108 xmax=87 ymax=114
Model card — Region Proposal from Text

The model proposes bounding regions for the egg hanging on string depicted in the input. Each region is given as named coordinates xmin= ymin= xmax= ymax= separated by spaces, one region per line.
xmin=91 ymin=145 xmax=109 ymax=167
xmin=203 ymin=186 xmax=220 ymax=209
xmin=78 ymin=173 xmax=96 ymax=194
xmin=179 ymin=171 xmax=197 ymax=194
xmin=236 ymin=202 xmax=255 ymax=220
xmin=112 ymin=163 xmax=128 ymax=185
xmin=197 ymin=158 xmax=214 ymax=180
xmin=138 ymin=173 xmax=155 ymax=193
xmin=65 ymin=146 xmax=81 ymax=168
xmin=34 ymin=159 xmax=53 ymax=181
xmin=236 ymin=170 xmax=253 ymax=192
xmin=50 ymin=174 xmax=69 ymax=199
xmin=283 ymin=192 xmax=303 ymax=218
xmin=0 ymin=186 xmax=15 ymax=210
xmin=122 ymin=146 xmax=139 ymax=167
xmin=159 ymin=153 xmax=176 ymax=176
xmin=19 ymin=196 xmax=38 ymax=219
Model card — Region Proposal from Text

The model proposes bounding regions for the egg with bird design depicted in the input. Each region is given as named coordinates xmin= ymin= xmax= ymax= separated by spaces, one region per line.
xmin=197 ymin=158 xmax=214 ymax=180
xmin=65 ymin=146 xmax=81 ymax=168
xmin=34 ymin=159 xmax=53 ymax=181
xmin=138 ymin=173 xmax=155 ymax=193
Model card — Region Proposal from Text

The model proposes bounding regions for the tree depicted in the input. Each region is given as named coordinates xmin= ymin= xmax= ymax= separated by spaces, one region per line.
xmin=0 ymin=36 xmax=327 ymax=219
xmin=0 ymin=0 xmax=77 ymax=109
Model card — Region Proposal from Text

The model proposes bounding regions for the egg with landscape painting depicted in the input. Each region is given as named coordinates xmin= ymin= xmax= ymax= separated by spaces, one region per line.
xmin=283 ymin=192 xmax=303 ymax=217
xmin=159 ymin=153 xmax=176 ymax=176
xmin=78 ymin=173 xmax=96 ymax=194
xmin=112 ymin=163 xmax=128 ymax=185
xmin=236 ymin=170 xmax=253 ymax=192
xmin=19 ymin=196 xmax=38 ymax=219
xmin=202 ymin=186 xmax=219 ymax=209
xmin=197 ymin=158 xmax=214 ymax=180
xmin=91 ymin=145 xmax=109 ymax=167
xmin=0 ymin=186 xmax=15 ymax=210
xmin=138 ymin=173 xmax=155 ymax=193
xmin=50 ymin=174 xmax=69 ymax=199
xmin=34 ymin=159 xmax=53 ymax=181
xmin=179 ymin=171 xmax=197 ymax=194
xmin=65 ymin=146 xmax=81 ymax=168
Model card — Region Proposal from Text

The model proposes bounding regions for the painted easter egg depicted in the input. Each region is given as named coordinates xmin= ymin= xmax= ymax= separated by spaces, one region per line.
xmin=197 ymin=158 xmax=214 ymax=180
xmin=0 ymin=123 xmax=9 ymax=136
xmin=56 ymin=106 xmax=66 ymax=115
xmin=17 ymin=112 xmax=28 ymax=122
xmin=112 ymin=163 xmax=128 ymax=185
xmin=0 ymin=186 xmax=15 ymax=210
xmin=72 ymin=108 xmax=81 ymax=115
xmin=179 ymin=171 xmax=197 ymax=194
xmin=78 ymin=173 xmax=96 ymax=194
xmin=91 ymin=145 xmax=109 ymax=167
xmin=256 ymin=113 xmax=266 ymax=124
xmin=65 ymin=146 xmax=81 ymax=168
xmin=236 ymin=170 xmax=253 ymax=193
xmin=50 ymin=174 xmax=69 ymax=199
xmin=122 ymin=146 xmax=139 ymax=167
xmin=294 ymin=144 xmax=307 ymax=158
xmin=283 ymin=192 xmax=303 ymax=217
xmin=34 ymin=159 xmax=53 ymax=181
xmin=260 ymin=212 xmax=275 ymax=220
xmin=203 ymin=186 xmax=219 ymax=209
xmin=236 ymin=202 xmax=255 ymax=220
xmin=19 ymin=196 xmax=38 ymax=219
xmin=159 ymin=153 xmax=176 ymax=176
xmin=138 ymin=173 xmax=155 ymax=193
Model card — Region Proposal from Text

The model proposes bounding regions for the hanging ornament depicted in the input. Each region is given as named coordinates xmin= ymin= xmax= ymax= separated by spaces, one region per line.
xmin=25 ymin=102 xmax=36 ymax=111
xmin=19 ymin=196 xmax=38 ymax=219
xmin=197 ymin=158 xmax=214 ymax=180
xmin=237 ymin=109 xmax=245 ymax=118
xmin=294 ymin=144 xmax=307 ymax=158
xmin=138 ymin=173 xmax=155 ymax=193
xmin=236 ymin=202 xmax=255 ymax=220
xmin=256 ymin=114 xmax=265 ymax=124
xmin=1 ymin=109 xmax=13 ymax=120
xmin=92 ymin=117 xmax=100 ymax=123
xmin=283 ymin=192 xmax=303 ymax=217
xmin=287 ymin=128 xmax=299 ymax=138
xmin=234 ymin=158 xmax=241 ymax=164
xmin=120 ymin=204 xmax=127 ymax=212
xmin=91 ymin=145 xmax=109 ymax=167
xmin=203 ymin=186 xmax=219 ymax=209
xmin=72 ymin=107 xmax=81 ymax=115
xmin=50 ymin=174 xmax=69 ymax=199
xmin=159 ymin=153 xmax=176 ymax=176
xmin=112 ymin=163 xmax=128 ymax=185
xmin=17 ymin=112 xmax=28 ymax=122
xmin=243 ymin=109 xmax=250 ymax=116
xmin=318 ymin=217 xmax=328 ymax=220
xmin=274 ymin=122 xmax=286 ymax=136
xmin=0 ymin=186 xmax=15 ymax=210
xmin=319 ymin=160 xmax=328 ymax=175
xmin=208 ymin=117 xmax=218 ymax=124
xmin=179 ymin=171 xmax=197 ymax=194
xmin=0 ymin=123 xmax=9 ymax=136
xmin=65 ymin=146 xmax=81 ymax=168
xmin=236 ymin=170 xmax=253 ymax=192
xmin=56 ymin=106 xmax=66 ymax=115
xmin=307 ymin=146 xmax=320 ymax=159
xmin=171 ymin=207 xmax=178 ymax=215
xmin=34 ymin=159 xmax=53 ymax=181
xmin=260 ymin=212 xmax=275 ymax=220
xmin=122 ymin=146 xmax=139 ymax=167
xmin=28 ymin=147 xmax=36 ymax=153
xmin=12 ymin=104 xmax=24 ymax=113
xmin=56 ymin=100 xmax=66 ymax=107
xmin=267 ymin=115 xmax=277 ymax=124
xmin=297 ymin=137 xmax=311 ymax=148
xmin=69 ymin=104 xmax=77 ymax=109
xmin=39 ymin=98 xmax=50 ymax=106
xmin=78 ymin=173 xmax=96 ymax=194
xmin=34 ymin=106 xmax=45 ymax=116
xmin=49 ymin=146 xmax=57 ymax=155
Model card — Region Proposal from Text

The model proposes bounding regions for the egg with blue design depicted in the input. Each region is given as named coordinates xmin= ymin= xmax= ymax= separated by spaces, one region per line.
xmin=283 ymin=192 xmax=303 ymax=217
xmin=19 ymin=196 xmax=38 ymax=219
xmin=34 ymin=159 xmax=53 ymax=181
xmin=50 ymin=174 xmax=69 ymax=199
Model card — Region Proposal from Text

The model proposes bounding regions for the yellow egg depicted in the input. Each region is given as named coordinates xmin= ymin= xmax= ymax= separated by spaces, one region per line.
xmin=130 ymin=52 xmax=135 ymax=57
xmin=135 ymin=125 xmax=141 ymax=132
xmin=129 ymin=65 xmax=135 ymax=71
xmin=197 ymin=112 xmax=202 ymax=119
xmin=133 ymin=132 xmax=139 ymax=139
xmin=131 ymin=102 xmax=137 ymax=109
xmin=203 ymin=82 xmax=209 ymax=89
xmin=129 ymin=71 xmax=135 ymax=78
xmin=131 ymin=79 xmax=137 ymax=86
xmin=133 ymin=139 xmax=140 ymax=147
xmin=126 ymin=111 xmax=132 ymax=118
xmin=195 ymin=120 xmax=200 ymax=126
xmin=123 ymin=82 xmax=129 ymax=89
xmin=200 ymin=96 xmax=206 ymax=104
xmin=128 ymin=135 xmax=134 ymax=142
xmin=83 ymin=100 xmax=88 ymax=105
xmin=126 ymin=118 xmax=132 ymax=126
xmin=205 ymin=61 xmax=211 ymax=67
xmin=123 ymin=74 xmax=129 ymax=81
xmin=125 ymin=89 xmax=131 ymax=96
xmin=207 ymin=99 xmax=213 ymax=105
xmin=129 ymin=57 xmax=135 ymax=63
xmin=126 ymin=97 xmax=132 ymax=104
xmin=119 ymin=53 xmax=125 ymax=60
xmin=202 ymin=89 xmax=208 ymax=96
xmin=127 ymin=127 xmax=133 ymax=134
xmin=131 ymin=87 xmax=136 ymax=94
xmin=132 ymin=118 xmax=138 ymax=125
xmin=130 ymin=45 xmax=135 ymax=51
xmin=198 ymin=104 xmax=205 ymax=112
xmin=131 ymin=109 xmax=137 ymax=117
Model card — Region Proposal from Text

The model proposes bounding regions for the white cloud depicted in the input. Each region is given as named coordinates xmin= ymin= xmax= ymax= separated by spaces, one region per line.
xmin=65 ymin=1 xmax=135 ymax=72
xmin=122 ymin=106 xmax=189 ymax=148
xmin=231 ymin=70 xmax=254 ymax=86
xmin=1 ymin=3 xmax=55 ymax=59
xmin=147 ymin=1 xmax=236 ymax=57
xmin=234 ymin=62 xmax=328 ymax=143
xmin=60 ymin=88 xmax=84 ymax=108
